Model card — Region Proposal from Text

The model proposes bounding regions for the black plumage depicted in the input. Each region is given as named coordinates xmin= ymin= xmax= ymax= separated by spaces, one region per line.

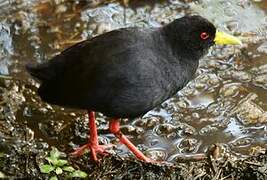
xmin=26 ymin=16 xmax=216 ymax=118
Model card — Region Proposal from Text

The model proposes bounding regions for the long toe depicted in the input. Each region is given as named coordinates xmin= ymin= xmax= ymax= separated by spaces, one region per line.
xmin=70 ymin=144 xmax=89 ymax=157
xmin=70 ymin=143 xmax=114 ymax=161
xmin=92 ymin=144 xmax=112 ymax=156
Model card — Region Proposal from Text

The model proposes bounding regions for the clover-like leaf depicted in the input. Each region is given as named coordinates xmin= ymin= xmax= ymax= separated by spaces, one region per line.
xmin=55 ymin=167 xmax=63 ymax=175
xmin=49 ymin=176 xmax=58 ymax=180
xmin=50 ymin=147 xmax=61 ymax=159
xmin=45 ymin=157 xmax=57 ymax=165
xmin=55 ymin=159 xmax=68 ymax=167
xmin=71 ymin=170 xmax=88 ymax=178
xmin=63 ymin=166 xmax=75 ymax=172
xmin=40 ymin=164 xmax=55 ymax=174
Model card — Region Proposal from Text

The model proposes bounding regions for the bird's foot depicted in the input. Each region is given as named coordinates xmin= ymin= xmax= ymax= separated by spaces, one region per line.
xmin=70 ymin=143 xmax=114 ymax=161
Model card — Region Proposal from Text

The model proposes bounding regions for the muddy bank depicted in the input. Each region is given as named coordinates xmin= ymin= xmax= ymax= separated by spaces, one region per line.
xmin=1 ymin=147 xmax=267 ymax=179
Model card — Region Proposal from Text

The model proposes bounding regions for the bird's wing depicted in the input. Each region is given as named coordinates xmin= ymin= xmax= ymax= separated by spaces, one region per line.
xmin=29 ymin=27 xmax=158 ymax=107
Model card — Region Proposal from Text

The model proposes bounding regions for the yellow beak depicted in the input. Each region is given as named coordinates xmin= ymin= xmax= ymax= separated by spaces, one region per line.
xmin=214 ymin=31 xmax=242 ymax=45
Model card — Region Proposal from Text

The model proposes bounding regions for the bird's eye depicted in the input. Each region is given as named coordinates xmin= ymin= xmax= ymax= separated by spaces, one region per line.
xmin=200 ymin=32 xmax=209 ymax=40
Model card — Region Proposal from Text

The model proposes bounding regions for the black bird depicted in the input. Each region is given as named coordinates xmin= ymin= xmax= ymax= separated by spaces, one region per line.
xmin=26 ymin=15 xmax=241 ymax=162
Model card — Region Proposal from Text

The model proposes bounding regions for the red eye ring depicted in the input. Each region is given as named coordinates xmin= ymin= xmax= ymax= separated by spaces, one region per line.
xmin=200 ymin=32 xmax=209 ymax=40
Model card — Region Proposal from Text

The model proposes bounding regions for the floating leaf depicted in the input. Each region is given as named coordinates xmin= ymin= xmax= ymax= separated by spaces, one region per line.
xmin=55 ymin=167 xmax=63 ymax=175
xmin=40 ymin=164 xmax=55 ymax=174
xmin=71 ymin=170 xmax=88 ymax=178
xmin=63 ymin=166 xmax=75 ymax=172
xmin=49 ymin=176 xmax=58 ymax=180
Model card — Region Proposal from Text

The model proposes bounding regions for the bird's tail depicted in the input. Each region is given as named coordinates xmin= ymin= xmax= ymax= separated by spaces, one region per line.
xmin=25 ymin=63 xmax=52 ymax=81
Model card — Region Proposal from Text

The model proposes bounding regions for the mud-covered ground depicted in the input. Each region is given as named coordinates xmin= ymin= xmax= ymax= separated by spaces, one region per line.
xmin=0 ymin=0 xmax=266 ymax=179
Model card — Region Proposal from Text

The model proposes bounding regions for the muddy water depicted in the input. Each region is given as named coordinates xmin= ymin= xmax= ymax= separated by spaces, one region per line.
xmin=0 ymin=0 xmax=266 ymax=166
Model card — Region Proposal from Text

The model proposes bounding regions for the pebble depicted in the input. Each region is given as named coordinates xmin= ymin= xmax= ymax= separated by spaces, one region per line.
xmin=231 ymin=71 xmax=252 ymax=82
xmin=219 ymin=83 xmax=241 ymax=97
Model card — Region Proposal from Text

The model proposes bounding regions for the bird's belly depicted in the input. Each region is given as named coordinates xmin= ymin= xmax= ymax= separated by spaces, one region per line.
xmin=99 ymin=82 xmax=173 ymax=118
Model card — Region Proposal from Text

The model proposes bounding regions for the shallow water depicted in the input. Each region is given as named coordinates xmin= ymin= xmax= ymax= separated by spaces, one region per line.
xmin=0 ymin=0 xmax=266 ymax=168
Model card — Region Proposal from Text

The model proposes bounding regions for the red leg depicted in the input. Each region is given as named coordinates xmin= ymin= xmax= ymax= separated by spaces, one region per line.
xmin=71 ymin=111 xmax=111 ymax=161
xmin=109 ymin=119 xmax=152 ymax=162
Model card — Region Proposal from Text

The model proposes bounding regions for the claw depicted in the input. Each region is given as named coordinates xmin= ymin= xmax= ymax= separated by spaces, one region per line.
xmin=71 ymin=144 xmax=112 ymax=161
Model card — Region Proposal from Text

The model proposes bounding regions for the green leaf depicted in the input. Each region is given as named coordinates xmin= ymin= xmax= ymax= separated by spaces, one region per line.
xmin=46 ymin=157 xmax=68 ymax=167
xmin=55 ymin=159 xmax=68 ymax=166
xmin=49 ymin=176 xmax=58 ymax=180
xmin=71 ymin=170 xmax=88 ymax=178
xmin=63 ymin=166 xmax=75 ymax=172
xmin=55 ymin=167 xmax=63 ymax=175
xmin=46 ymin=157 xmax=57 ymax=165
xmin=40 ymin=164 xmax=55 ymax=174
xmin=50 ymin=147 xmax=61 ymax=159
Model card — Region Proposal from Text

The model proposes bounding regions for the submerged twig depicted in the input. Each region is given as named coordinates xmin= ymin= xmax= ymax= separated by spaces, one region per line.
xmin=0 ymin=75 xmax=12 ymax=79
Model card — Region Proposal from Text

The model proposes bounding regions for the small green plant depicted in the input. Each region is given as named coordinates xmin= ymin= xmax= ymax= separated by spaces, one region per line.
xmin=39 ymin=147 xmax=87 ymax=180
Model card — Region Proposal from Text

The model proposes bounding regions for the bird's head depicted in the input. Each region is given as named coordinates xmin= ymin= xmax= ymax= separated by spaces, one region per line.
xmin=163 ymin=15 xmax=242 ymax=58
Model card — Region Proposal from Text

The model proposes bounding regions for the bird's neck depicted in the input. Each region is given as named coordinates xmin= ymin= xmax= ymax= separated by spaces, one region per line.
xmin=152 ymin=27 xmax=200 ymax=95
